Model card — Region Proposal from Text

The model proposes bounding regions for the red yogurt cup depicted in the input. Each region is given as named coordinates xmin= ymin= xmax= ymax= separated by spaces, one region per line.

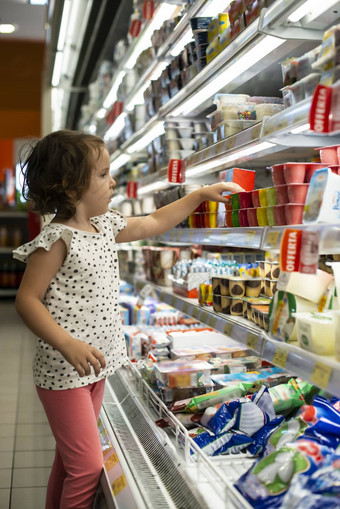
xmin=238 ymin=209 xmax=249 ymax=227
xmin=276 ymin=185 xmax=289 ymax=204
xmin=274 ymin=205 xmax=286 ymax=226
xmin=271 ymin=164 xmax=285 ymax=186
xmin=305 ymin=162 xmax=328 ymax=183
xmin=251 ymin=189 xmax=260 ymax=207
xmin=284 ymin=162 xmax=306 ymax=184
xmin=247 ymin=208 xmax=258 ymax=226
xmin=239 ymin=191 xmax=253 ymax=209
xmin=319 ymin=145 xmax=339 ymax=165
xmin=285 ymin=204 xmax=304 ymax=225
xmin=287 ymin=184 xmax=309 ymax=204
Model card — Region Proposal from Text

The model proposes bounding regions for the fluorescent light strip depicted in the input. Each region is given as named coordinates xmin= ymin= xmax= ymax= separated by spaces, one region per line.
xmin=290 ymin=123 xmax=310 ymax=134
xmin=51 ymin=51 xmax=63 ymax=86
xmin=110 ymin=154 xmax=131 ymax=172
xmin=103 ymin=70 xmax=126 ymax=109
xmin=170 ymin=28 xmax=193 ymax=57
xmin=199 ymin=0 xmax=232 ymax=16
xmin=125 ymin=3 xmax=178 ymax=70
xmin=57 ymin=0 xmax=71 ymax=51
xmin=171 ymin=35 xmax=285 ymax=117
xmin=138 ymin=181 xmax=169 ymax=196
xmin=287 ymin=0 xmax=338 ymax=22
xmin=127 ymin=122 xmax=165 ymax=154
xmin=104 ymin=113 xmax=127 ymax=140
xmin=186 ymin=141 xmax=276 ymax=177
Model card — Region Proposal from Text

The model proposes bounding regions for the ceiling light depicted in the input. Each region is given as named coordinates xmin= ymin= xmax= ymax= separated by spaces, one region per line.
xmin=126 ymin=121 xmax=165 ymax=154
xmin=125 ymin=2 xmax=178 ymax=69
xmin=185 ymin=141 xmax=276 ymax=177
xmin=288 ymin=0 xmax=339 ymax=22
xmin=110 ymin=154 xmax=131 ymax=172
xmin=0 ymin=24 xmax=16 ymax=34
xmin=171 ymin=35 xmax=285 ymax=117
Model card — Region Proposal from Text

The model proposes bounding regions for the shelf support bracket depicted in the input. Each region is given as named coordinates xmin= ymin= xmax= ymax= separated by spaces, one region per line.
xmin=258 ymin=9 xmax=324 ymax=41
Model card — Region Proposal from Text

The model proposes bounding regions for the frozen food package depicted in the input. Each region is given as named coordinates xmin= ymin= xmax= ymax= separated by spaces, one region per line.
xmin=184 ymin=381 xmax=254 ymax=412
xmin=192 ymin=430 xmax=253 ymax=457
xmin=269 ymin=378 xmax=317 ymax=415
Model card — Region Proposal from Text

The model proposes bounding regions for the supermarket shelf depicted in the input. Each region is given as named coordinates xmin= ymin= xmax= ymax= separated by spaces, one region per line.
xmin=155 ymin=227 xmax=264 ymax=249
xmin=0 ymin=247 xmax=15 ymax=254
xmin=0 ymin=289 xmax=17 ymax=297
xmin=0 ymin=211 xmax=28 ymax=218
xmin=261 ymin=224 xmax=340 ymax=254
xmin=127 ymin=276 xmax=340 ymax=398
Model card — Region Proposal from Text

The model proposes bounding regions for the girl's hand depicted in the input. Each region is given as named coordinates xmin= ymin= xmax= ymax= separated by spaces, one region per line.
xmin=59 ymin=338 xmax=106 ymax=377
xmin=200 ymin=182 xmax=244 ymax=203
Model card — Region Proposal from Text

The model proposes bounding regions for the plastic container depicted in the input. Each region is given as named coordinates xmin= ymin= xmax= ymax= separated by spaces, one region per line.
xmin=271 ymin=164 xmax=285 ymax=186
xmin=154 ymin=359 xmax=212 ymax=388
xmin=266 ymin=206 xmax=276 ymax=226
xmin=225 ymin=210 xmax=233 ymax=227
xmin=247 ymin=208 xmax=258 ymax=226
xmin=251 ymin=189 xmax=260 ymax=207
xmin=231 ymin=193 xmax=240 ymax=210
xmin=276 ymin=185 xmax=289 ymax=204
xmin=213 ymin=93 xmax=250 ymax=107
xmin=238 ymin=191 xmax=253 ymax=209
xmin=273 ymin=205 xmax=286 ymax=226
xmin=256 ymin=207 xmax=269 ymax=226
xmin=238 ymin=209 xmax=249 ymax=227
xmin=285 ymin=203 xmax=304 ymax=225
xmin=222 ymin=119 xmax=258 ymax=135
xmin=222 ymin=103 xmax=256 ymax=121
xmin=287 ymin=183 xmax=309 ymax=204
xmin=231 ymin=210 xmax=240 ymax=227
xmin=258 ymin=188 xmax=268 ymax=207
xmin=302 ymin=73 xmax=321 ymax=98
xmin=254 ymin=103 xmax=284 ymax=120
xmin=319 ymin=145 xmax=340 ymax=165
xmin=305 ymin=162 xmax=328 ymax=182
xmin=294 ymin=312 xmax=335 ymax=356
xmin=284 ymin=162 xmax=306 ymax=184
xmin=266 ymin=187 xmax=278 ymax=206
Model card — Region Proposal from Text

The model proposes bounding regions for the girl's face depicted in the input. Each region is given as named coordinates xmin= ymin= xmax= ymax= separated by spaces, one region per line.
xmin=80 ymin=147 xmax=116 ymax=217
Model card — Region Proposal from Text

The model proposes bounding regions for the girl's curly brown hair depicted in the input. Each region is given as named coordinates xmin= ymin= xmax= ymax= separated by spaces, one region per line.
xmin=20 ymin=130 xmax=106 ymax=219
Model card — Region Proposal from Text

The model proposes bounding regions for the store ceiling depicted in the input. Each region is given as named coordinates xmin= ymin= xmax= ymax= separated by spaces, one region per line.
xmin=0 ymin=0 xmax=132 ymax=131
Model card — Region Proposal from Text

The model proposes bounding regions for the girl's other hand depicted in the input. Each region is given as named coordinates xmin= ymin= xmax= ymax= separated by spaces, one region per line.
xmin=59 ymin=338 xmax=106 ymax=377
xmin=200 ymin=182 xmax=244 ymax=203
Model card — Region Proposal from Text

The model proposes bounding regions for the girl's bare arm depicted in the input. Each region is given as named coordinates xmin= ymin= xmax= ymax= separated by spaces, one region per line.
xmin=15 ymin=241 xmax=106 ymax=377
xmin=115 ymin=182 xmax=243 ymax=243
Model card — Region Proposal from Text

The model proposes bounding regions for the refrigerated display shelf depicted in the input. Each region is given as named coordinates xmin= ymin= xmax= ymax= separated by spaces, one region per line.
xmin=99 ymin=361 xmax=254 ymax=509
xmin=125 ymin=276 xmax=340 ymax=398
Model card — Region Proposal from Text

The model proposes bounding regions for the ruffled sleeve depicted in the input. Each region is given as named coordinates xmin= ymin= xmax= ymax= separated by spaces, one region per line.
xmin=106 ymin=210 xmax=127 ymax=236
xmin=12 ymin=225 xmax=74 ymax=264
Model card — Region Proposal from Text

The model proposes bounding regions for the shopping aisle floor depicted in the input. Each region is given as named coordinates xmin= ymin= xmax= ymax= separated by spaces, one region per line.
xmin=0 ymin=299 xmax=55 ymax=508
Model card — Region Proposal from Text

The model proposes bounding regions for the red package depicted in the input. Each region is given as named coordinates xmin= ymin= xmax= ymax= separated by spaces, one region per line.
xmin=228 ymin=0 xmax=246 ymax=24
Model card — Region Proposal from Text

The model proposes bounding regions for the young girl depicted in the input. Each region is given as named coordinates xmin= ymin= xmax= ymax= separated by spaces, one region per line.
xmin=13 ymin=129 xmax=243 ymax=509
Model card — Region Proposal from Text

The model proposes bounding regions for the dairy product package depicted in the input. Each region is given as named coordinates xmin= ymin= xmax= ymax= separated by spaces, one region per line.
xmin=294 ymin=312 xmax=336 ymax=356
xmin=277 ymin=269 xmax=333 ymax=303
xmin=303 ymin=168 xmax=340 ymax=223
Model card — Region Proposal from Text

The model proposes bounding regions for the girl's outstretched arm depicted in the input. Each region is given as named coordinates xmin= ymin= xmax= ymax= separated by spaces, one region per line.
xmin=115 ymin=182 xmax=244 ymax=243
xmin=15 ymin=241 xmax=106 ymax=377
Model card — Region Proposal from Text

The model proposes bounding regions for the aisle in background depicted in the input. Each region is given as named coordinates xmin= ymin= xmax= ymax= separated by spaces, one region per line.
xmin=0 ymin=300 xmax=55 ymax=509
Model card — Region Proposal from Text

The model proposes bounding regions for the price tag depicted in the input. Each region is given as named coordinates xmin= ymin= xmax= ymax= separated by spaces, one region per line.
xmin=311 ymin=362 xmax=332 ymax=389
xmin=186 ymin=230 xmax=195 ymax=242
xmin=223 ymin=322 xmax=233 ymax=336
xmin=244 ymin=230 xmax=257 ymax=246
xmin=273 ymin=347 xmax=289 ymax=368
xmin=246 ymin=333 xmax=258 ymax=351
xmin=182 ymin=302 xmax=190 ymax=314
xmin=266 ymin=230 xmax=281 ymax=250
xmin=192 ymin=307 xmax=199 ymax=319
xmin=208 ymin=315 xmax=217 ymax=329
xmin=169 ymin=230 xmax=177 ymax=241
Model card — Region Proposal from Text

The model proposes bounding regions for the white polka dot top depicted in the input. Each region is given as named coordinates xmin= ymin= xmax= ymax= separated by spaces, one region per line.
xmin=13 ymin=210 xmax=127 ymax=390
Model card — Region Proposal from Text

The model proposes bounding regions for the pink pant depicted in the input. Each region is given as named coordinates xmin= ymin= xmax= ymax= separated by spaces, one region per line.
xmin=36 ymin=379 xmax=105 ymax=509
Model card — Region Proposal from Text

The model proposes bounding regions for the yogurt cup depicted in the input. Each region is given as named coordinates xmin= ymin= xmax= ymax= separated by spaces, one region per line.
xmin=305 ymin=162 xmax=328 ymax=183
xmin=271 ymin=164 xmax=285 ymax=186
xmin=238 ymin=191 xmax=253 ymax=209
xmin=231 ymin=193 xmax=240 ymax=210
xmin=285 ymin=203 xmax=304 ymax=225
xmin=319 ymin=145 xmax=340 ymax=165
xmin=287 ymin=183 xmax=309 ymax=204
xmin=247 ymin=208 xmax=258 ymax=226
xmin=225 ymin=210 xmax=233 ymax=227
xmin=258 ymin=188 xmax=268 ymax=207
xmin=276 ymin=185 xmax=289 ymax=204
xmin=273 ymin=205 xmax=286 ymax=225
xmin=256 ymin=207 xmax=269 ymax=226
xmin=231 ymin=210 xmax=240 ymax=227
xmin=251 ymin=189 xmax=260 ymax=207
xmin=238 ymin=209 xmax=249 ymax=227
xmin=266 ymin=187 xmax=278 ymax=206
xmin=266 ymin=206 xmax=276 ymax=226
xmin=284 ymin=162 xmax=306 ymax=184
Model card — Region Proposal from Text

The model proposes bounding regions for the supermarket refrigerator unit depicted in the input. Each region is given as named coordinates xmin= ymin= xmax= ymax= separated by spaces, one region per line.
xmin=69 ymin=0 xmax=340 ymax=507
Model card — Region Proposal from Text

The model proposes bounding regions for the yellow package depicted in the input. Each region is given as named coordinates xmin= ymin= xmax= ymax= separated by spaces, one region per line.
xmin=207 ymin=36 xmax=220 ymax=63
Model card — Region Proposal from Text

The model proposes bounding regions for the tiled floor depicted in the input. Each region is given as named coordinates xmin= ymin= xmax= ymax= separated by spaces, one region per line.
xmin=0 ymin=300 xmax=55 ymax=509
